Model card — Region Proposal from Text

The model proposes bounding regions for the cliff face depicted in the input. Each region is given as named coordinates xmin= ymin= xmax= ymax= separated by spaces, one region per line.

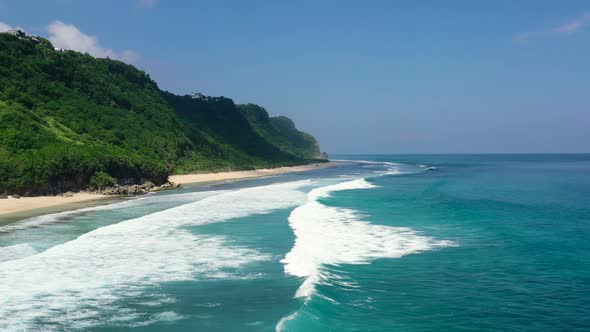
xmin=0 ymin=33 xmax=323 ymax=195
xmin=239 ymin=104 xmax=320 ymax=159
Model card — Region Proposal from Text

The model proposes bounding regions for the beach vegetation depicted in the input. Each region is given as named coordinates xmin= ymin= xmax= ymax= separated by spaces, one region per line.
xmin=88 ymin=171 xmax=117 ymax=190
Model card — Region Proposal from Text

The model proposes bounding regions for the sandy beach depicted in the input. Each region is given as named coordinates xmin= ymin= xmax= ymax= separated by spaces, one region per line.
xmin=170 ymin=162 xmax=336 ymax=185
xmin=0 ymin=162 xmax=336 ymax=218
xmin=0 ymin=192 xmax=108 ymax=217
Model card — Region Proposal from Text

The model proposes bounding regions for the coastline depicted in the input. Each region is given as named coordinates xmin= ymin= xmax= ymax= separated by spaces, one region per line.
xmin=170 ymin=162 xmax=336 ymax=185
xmin=0 ymin=193 xmax=108 ymax=216
xmin=0 ymin=162 xmax=336 ymax=220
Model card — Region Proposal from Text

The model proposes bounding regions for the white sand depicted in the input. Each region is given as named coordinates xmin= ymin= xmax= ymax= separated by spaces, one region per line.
xmin=0 ymin=193 xmax=107 ymax=216
xmin=169 ymin=162 xmax=336 ymax=185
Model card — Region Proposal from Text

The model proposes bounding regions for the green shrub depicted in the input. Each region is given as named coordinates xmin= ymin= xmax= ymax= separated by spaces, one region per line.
xmin=88 ymin=171 xmax=117 ymax=190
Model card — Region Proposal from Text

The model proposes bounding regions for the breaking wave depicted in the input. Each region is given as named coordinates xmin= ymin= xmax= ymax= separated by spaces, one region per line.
xmin=0 ymin=181 xmax=309 ymax=331
xmin=0 ymin=190 xmax=229 ymax=234
xmin=281 ymin=178 xmax=454 ymax=299
xmin=0 ymin=243 xmax=37 ymax=263
xmin=277 ymin=163 xmax=455 ymax=330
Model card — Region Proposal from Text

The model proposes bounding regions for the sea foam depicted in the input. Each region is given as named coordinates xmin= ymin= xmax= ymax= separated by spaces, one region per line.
xmin=281 ymin=177 xmax=455 ymax=299
xmin=0 ymin=190 xmax=229 ymax=234
xmin=0 ymin=243 xmax=37 ymax=262
xmin=0 ymin=181 xmax=309 ymax=331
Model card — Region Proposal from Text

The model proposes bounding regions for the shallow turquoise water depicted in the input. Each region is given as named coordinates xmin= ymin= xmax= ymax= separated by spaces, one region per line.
xmin=1 ymin=155 xmax=589 ymax=331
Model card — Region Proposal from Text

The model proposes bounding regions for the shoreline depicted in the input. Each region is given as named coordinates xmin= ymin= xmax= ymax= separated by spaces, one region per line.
xmin=0 ymin=162 xmax=336 ymax=220
xmin=169 ymin=162 xmax=336 ymax=185
xmin=0 ymin=193 xmax=110 ymax=218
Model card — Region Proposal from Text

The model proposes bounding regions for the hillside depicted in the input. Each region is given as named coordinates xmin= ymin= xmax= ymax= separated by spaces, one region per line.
xmin=0 ymin=32 xmax=323 ymax=195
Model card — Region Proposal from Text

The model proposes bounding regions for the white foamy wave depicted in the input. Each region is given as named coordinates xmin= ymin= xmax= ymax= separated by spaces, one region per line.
xmin=308 ymin=178 xmax=375 ymax=201
xmin=383 ymin=168 xmax=404 ymax=175
xmin=130 ymin=311 xmax=186 ymax=327
xmin=364 ymin=162 xmax=411 ymax=176
xmin=275 ymin=311 xmax=299 ymax=332
xmin=0 ymin=243 xmax=37 ymax=262
xmin=332 ymin=159 xmax=416 ymax=178
xmin=332 ymin=159 xmax=399 ymax=166
xmin=281 ymin=179 xmax=455 ymax=299
xmin=417 ymin=164 xmax=437 ymax=171
xmin=0 ymin=190 xmax=228 ymax=234
xmin=0 ymin=181 xmax=309 ymax=331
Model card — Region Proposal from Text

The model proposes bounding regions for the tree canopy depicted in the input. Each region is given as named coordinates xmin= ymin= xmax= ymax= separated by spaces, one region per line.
xmin=0 ymin=33 xmax=321 ymax=195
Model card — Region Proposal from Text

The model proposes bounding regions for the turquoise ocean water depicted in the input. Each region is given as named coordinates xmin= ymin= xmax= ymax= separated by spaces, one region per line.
xmin=1 ymin=154 xmax=589 ymax=331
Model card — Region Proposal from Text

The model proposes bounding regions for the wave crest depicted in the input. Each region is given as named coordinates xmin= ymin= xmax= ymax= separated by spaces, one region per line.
xmin=0 ymin=180 xmax=310 ymax=331
xmin=0 ymin=243 xmax=37 ymax=263
xmin=281 ymin=178 xmax=455 ymax=300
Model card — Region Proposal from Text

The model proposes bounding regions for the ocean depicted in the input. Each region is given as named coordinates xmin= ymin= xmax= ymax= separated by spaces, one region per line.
xmin=1 ymin=154 xmax=589 ymax=331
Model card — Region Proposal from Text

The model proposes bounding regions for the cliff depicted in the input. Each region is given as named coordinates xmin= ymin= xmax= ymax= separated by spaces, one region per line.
xmin=0 ymin=33 xmax=323 ymax=195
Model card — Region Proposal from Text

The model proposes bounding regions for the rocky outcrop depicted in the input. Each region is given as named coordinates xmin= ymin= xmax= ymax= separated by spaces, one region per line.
xmin=154 ymin=182 xmax=179 ymax=190
xmin=141 ymin=181 xmax=155 ymax=190
xmin=95 ymin=181 xmax=181 ymax=196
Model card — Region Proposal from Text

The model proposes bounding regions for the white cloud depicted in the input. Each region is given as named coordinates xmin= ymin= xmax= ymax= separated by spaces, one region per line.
xmin=0 ymin=22 xmax=13 ymax=32
xmin=515 ymin=12 xmax=590 ymax=44
xmin=135 ymin=0 xmax=158 ymax=9
xmin=513 ymin=31 xmax=537 ymax=44
xmin=46 ymin=21 xmax=139 ymax=64
xmin=552 ymin=12 xmax=590 ymax=34
xmin=120 ymin=50 xmax=140 ymax=64
xmin=0 ymin=21 xmax=21 ymax=32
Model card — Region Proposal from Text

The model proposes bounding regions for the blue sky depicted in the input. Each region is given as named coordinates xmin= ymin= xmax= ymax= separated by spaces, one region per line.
xmin=1 ymin=0 xmax=589 ymax=153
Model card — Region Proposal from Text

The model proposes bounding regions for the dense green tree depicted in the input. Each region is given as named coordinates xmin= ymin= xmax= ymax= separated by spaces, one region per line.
xmin=88 ymin=171 xmax=117 ymax=190
xmin=0 ymin=33 xmax=322 ymax=195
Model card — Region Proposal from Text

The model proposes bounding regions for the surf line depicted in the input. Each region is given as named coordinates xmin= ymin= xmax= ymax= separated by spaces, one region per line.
xmin=277 ymin=171 xmax=455 ymax=330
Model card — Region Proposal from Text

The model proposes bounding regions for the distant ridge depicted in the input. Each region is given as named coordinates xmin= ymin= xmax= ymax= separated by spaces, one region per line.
xmin=0 ymin=32 xmax=325 ymax=195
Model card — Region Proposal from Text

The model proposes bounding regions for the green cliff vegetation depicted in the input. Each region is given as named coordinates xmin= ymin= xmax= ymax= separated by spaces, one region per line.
xmin=0 ymin=32 xmax=323 ymax=195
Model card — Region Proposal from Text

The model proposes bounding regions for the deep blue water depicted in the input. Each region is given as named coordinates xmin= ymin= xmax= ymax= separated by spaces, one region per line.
xmin=1 ymin=155 xmax=589 ymax=331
